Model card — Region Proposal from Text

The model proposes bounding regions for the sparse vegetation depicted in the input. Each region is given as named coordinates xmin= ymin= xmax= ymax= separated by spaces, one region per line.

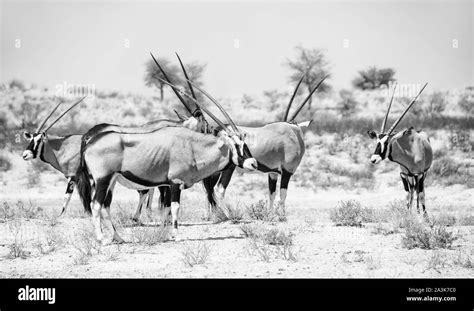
xmin=401 ymin=221 xmax=457 ymax=250
xmin=241 ymin=224 xmax=297 ymax=262
xmin=425 ymin=250 xmax=448 ymax=273
xmin=34 ymin=227 xmax=64 ymax=255
xmin=71 ymin=227 xmax=102 ymax=265
xmin=6 ymin=219 xmax=30 ymax=259
xmin=213 ymin=203 xmax=244 ymax=224
xmin=330 ymin=200 xmax=376 ymax=227
xmin=181 ymin=243 xmax=210 ymax=267
xmin=130 ymin=225 xmax=170 ymax=245
xmin=245 ymin=199 xmax=287 ymax=222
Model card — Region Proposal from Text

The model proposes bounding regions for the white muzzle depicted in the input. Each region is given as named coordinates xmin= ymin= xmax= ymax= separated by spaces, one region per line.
xmin=22 ymin=150 xmax=33 ymax=161
xmin=370 ymin=154 xmax=382 ymax=164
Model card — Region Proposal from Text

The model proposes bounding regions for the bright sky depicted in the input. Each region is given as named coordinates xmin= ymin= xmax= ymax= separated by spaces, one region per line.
xmin=1 ymin=0 xmax=472 ymax=98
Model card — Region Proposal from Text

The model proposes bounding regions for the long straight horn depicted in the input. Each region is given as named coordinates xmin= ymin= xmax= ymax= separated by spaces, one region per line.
xmin=387 ymin=82 xmax=428 ymax=135
xmin=43 ymin=96 xmax=87 ymax=132
xmin=156 ymin=78 xmax=231 ymax=133
xmin=36 ymin=102 xmax=62 ymax=132
xmin=149 ymin=52 xmax=193 ymax=115
xmin=381 ymin=83 xmax=397 ymax=133
xmin=283 ymin=75 xmax=304 ymax=122
xmin=175 ymin=52 xmax=197 ymax=100
xmin=186 ymin=79 xmax=240 ymax=134
xmin=289 ymin=74 xmax=329 ymax=122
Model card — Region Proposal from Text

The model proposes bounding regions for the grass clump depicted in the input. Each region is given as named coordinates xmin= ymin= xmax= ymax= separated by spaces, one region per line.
xmin=330 ymin=200 xmax=376 ymax=227
xmin=181 ymin=243 xmax=210 ymax=267
xmin=246 ymin=200 xmax=286 ymax=222
xmin=401 ymin=221 xmax=457 ymax=250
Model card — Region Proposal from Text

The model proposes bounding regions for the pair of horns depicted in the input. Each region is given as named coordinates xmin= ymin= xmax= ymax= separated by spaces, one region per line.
xmin=382 ymin=82 xmax=428 ymax=135
xmin=156 ymin=77 xmax=241 ymax=136
xmin=35 ymin=96 xmax=87 ymax=133
xmin=283 ymin=74 xmax=329 ymax=122
xmin=150 ymin=52 xmax=201 ymax=117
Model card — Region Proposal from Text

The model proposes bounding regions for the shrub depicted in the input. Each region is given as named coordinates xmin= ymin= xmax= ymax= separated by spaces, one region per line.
xmin=330 ymin=200 xmax=368 ymax=227
xmin=130 ymin=225 xmax=170 ymax=245
xmin=6 ymin=219 xmax=30 ymax=259
xmin=181 ymin=243 xmax=210 ymax=267
xmin=401 ymin=222 xmax=457 ymax=250
xmin=241 ymin=224 xmax=297 ymax=262
xmin=246 ymin=200 xmax=286 ymax=222
xmin=0 ymin=154 xmax=12 ymax=171
xmin=0 ymin=201 xmax=15 ymax=221
xmin=425 ymin=92 xmax=446 ymax=116
xmin=213 ymin=203 xmax=244 ymax=224
xmin=458 ymin=92 xmax=474 ymax=114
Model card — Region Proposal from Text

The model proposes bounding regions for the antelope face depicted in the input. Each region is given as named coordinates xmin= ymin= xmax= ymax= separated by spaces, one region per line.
xmin=22 ymin=132 xmax=46 ymax=160
xmin=367 ymin=130 xmax=389 ymax=164
xmin=218 ymin=132 xmax=257 ymax=171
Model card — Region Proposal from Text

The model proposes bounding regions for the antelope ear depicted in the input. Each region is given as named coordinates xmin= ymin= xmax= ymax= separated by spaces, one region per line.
xmin=23 ymin=132 xmax=32 ymax=140
xmin=367 ymin=130 xmax=377 ymax=139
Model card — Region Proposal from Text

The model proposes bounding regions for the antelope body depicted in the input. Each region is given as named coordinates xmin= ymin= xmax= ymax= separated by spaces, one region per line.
xmin=76 ymin=125 xmax=257 ymax=244
xmin=367 ymin=83 xmax=432 ymax=215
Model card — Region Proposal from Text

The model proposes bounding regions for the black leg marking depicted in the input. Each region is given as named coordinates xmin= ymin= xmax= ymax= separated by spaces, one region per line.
xmin=104 ymin=191 xmax=113 ymax=209
xmin=268 ymin=174 xmax=277 ymax=195
xmin=94 ymin=176 xmax=113 ymax=205
xmin=170 ymin=184 xmax=181 ymax=229
xmin=400 ymin=173 xmax=409 ymax=192
xmin=280 ymin=169 xmax=292 ymax=190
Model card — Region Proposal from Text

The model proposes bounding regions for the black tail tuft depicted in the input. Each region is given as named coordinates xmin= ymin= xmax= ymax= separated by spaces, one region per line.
xmin=75 ymin=136 xmax=92 ymax=215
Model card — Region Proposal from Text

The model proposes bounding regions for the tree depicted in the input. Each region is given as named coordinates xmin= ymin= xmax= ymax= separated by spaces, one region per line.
xmin=285 ymin=46 xmax=331 ymax=109
xmin=352 ymin=67 xmax=396 ymax=90
xmin=144 ymin=57 xmax=206 ymax=102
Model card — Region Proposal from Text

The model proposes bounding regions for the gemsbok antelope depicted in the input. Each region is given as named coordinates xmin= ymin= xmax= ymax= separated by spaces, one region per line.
xmin=75 ymin=87 xmax=258 ymax=244
xmin=22 ymin=97 xmax=87 ymax=212
xmin=174 ymin=75 xmax=328 ymax=212
xmin=40 ymin=52 xmax=210 ymax=220
xmin=78 ymin=52 xmax=215 ymax=223
xmin=367 ymin=83 xmax=432 ymax=216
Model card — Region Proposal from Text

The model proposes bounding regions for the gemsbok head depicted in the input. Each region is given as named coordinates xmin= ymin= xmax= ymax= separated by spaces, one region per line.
xmin=367 ymin=83 xmax=433 ymax=216
xmin=22 ymin=97 xmax=86 ymax=162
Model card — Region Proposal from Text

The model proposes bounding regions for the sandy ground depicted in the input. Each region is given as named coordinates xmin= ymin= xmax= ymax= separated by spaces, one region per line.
xmin=0 ymin=169 xmax=472 ymax=278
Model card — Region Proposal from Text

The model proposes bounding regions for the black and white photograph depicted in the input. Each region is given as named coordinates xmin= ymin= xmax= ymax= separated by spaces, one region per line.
xmin=0 ymin=0 xmax=472 ymax=306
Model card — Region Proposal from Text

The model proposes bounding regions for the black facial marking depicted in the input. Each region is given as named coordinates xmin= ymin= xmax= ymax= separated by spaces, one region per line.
xmin=236 ymin=143 xmax=253 ymax=168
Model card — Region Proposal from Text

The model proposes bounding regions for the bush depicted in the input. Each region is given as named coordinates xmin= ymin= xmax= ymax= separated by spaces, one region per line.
xmin=425 ymin=92 xmax=446 ymax=116
xmin=130 ymin=225 xmax=170 ymax=245
xmin=458 ymin=92 xmax=474 ymax=114
xmin=241 ymin=224 xmax=297 ymax=262
xmin=246 ymin=200 xmax=286 ymax=222
xmin=213 ymin=203 xmax=244 ymax=224
xmin=181 ymin=243 xmax=210 ymax=267
xmin=401 ymin=222 xmax=457 ymax=249
xmin=352 ymin=67 xmax=396 ymax=90
xmin=330 ymin=200 xmax=375 ymax=227
xmin=429 ymin=156 xmax=471 ymax=186
xmin=0 ymin=154 xmax=12 ymax=171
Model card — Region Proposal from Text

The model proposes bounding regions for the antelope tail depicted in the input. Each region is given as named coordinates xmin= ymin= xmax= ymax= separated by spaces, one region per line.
xmin=75 ymin=137 xmax=92 ymax=215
